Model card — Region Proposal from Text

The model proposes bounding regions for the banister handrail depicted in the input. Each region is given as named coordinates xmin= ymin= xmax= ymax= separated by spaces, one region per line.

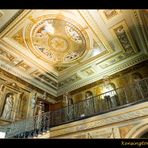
xmin=54 ymin=77 xmax=148 ymax=111
xmin=0 ymin=111 xmax=51 ymax=138
xmin=0 ymin=77 xmax=148 ymax=138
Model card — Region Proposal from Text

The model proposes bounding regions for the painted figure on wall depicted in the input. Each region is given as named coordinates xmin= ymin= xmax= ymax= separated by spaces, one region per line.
xmin=31 ymin=93 xmax=37 ymax=109
xmin=130 ymin=72 xmax=147 ymax=100
xmin=1 ymin=93 xmax=14 ymax=120
xmin=62 ymin=92 xmax=74 ymax=121
xmin=30 ymin=92 xmax=37 ymax=116
xmin=85 ymin=91 xmax=93 ymax=100
xmin=62 ymin=92 xmax=69 ymax=107
xmin=84 ymin=91 xmax=94 ymax=116
xmin=35 ymin=101 xmax=44 ymax=131
xmin=42 ymin=92 xmax=47 ymax=100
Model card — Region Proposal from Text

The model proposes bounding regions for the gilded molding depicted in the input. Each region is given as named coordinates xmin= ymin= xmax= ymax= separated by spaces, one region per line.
xmin=0 ymin=10 xmax=4 ymax=18
xmin=0 ymin=61 xmax=57 ymax=98
xmin=0 ymin=10 xmax=24 ymax=33
xmin=78 ymin=10 xmax=113 ymax=53
xmin=58 ymin=53 xmax=148 ymax=95
xmin=99 ymin=10 xmax=121 ymax=22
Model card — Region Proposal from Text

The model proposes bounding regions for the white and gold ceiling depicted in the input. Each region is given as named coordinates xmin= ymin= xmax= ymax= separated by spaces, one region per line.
xmin=0 ymin=9 xmax=148 ymax=101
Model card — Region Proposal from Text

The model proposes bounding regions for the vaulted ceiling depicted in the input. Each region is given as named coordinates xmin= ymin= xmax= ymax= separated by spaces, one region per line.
xmin=0 ymin=9 xmax=148 ymax=101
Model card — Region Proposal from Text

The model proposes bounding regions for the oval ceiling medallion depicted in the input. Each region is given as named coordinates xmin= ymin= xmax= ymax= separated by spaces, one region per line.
xmin=25 ymin=16 xmax=90 ymax=64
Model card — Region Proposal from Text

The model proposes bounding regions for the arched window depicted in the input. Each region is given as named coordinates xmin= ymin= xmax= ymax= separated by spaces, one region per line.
xmin=131 ymin=72 xmax=143 ymax=83
xmin=103 ymin=83 xmax=116 ymax=97
xmin=85 ymin=91 xmax=93 ymax=99
xmin=102 ymin=83 xmax=120 ymax=108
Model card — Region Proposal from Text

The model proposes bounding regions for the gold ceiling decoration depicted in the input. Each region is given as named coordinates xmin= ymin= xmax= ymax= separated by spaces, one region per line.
xmin=25 ymin=15 xmax=90 ymax=65
xmin=0 ymin=10 xmax=4 ymax=18
xmin=0 ymin=10 xmax=147 ymax=98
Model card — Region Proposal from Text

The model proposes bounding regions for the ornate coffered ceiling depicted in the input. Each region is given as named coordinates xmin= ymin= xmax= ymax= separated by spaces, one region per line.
xmin=0 ymin=9 xmax=148 ymax=101
xmin=25 ymin=18 xmax=89 ymax=65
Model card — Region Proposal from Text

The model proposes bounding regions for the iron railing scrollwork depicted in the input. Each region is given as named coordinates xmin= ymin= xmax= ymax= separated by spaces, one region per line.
xmin=0 ymin=77 xmax=148 ymax=138
xmin=50 ymin=77 xmax=148 ymax=126
xmin=0 ymin=111 xmax=50 ymax=138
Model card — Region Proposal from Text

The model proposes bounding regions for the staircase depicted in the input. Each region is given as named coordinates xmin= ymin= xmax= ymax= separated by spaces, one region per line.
xmin=0 ymin=111 xmax=50 ymax=138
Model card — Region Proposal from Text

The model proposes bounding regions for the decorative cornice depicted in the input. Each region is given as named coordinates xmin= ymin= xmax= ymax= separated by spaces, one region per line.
xmin=0 ymin=61 xmax=57 ymax=98
xmin=57 ymin=53 xmax=148 ymax=95
xmin=130 ymin=10 xmax=148 ymax=53
xmin=0 ymin=10 xmax=24 ymax=33
xmin=78 ymin=10 xmax=113 ymax=53
xmin=134 ymin=10 xmax=148 ymax=50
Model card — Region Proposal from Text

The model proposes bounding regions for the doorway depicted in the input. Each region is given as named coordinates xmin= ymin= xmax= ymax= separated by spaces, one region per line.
xmin=36 ymin=98 xmax=50 ymax=113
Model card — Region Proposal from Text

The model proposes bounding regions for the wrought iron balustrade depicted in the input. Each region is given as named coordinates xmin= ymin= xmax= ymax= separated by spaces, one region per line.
xmin=0 ymin=77 xmax=148 ymax=138
xmin=0 ymin=111 xmax=50 ymax=138
xmin=50 ymin=77 xmax=148 ymax=126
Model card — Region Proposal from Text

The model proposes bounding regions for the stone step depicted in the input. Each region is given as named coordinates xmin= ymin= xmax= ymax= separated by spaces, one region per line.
xmin=33 ymin=131 xmax=50 ymax=139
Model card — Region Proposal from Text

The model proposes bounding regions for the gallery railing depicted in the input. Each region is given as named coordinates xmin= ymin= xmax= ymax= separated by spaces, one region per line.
xmin=0 ymin=111 xmax=50 ymax=138
xmin=0 ymin=77 xmax=148 ymax=138
xmin=50 ymin=77 xmax=148 ymax=126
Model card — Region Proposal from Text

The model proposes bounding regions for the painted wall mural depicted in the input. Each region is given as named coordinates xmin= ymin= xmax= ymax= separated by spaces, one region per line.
xmin=99 ymin=10 xmax=121 ymax=22
xmin=110 ymin=20 xmax=137 ymax=53
xmin=114 ymin=25 xmax=134 ymax=53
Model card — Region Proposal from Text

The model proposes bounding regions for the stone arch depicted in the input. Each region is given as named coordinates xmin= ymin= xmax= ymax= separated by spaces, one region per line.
xmin=1 ymin=92 xmax=14 ymax=119
xmin=130 ymin=72 xmax=143 ymax=84
xmin=103 ymin=82 xmax=116 ymax=93
xmin=131 ymin=72 xmax=143 ymax=80
xmin=140 ymin=131 xmax=148 ymax=138
xmin=85 ymin=90 xmax=93 ymax=99
xmin=125 ymin=122 xmax=148 ymax=138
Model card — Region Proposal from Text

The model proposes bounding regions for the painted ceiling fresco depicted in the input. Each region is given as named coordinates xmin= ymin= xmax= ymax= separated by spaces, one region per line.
xmin=0 ymin=10 xmax=147 ymax=100
xmin=26 ymin=18 xmax=88 ymax=64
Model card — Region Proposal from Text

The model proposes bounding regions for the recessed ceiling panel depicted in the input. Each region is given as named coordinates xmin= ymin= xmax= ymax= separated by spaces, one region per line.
xmin=25 ymin=16 xmax=90 ymax=65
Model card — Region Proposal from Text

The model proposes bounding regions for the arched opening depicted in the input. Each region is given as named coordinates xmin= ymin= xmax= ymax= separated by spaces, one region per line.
xmin=131 ymin=72 xmax=143 ymax=82
xmin=1 ymin=93 xmax=14 ymax=120
xmin=125 ymin=122 xmax=148 ymax=138
xmin=102 ymin=83 xmax=120 ymax=109
xmin=85 ymin=91 xmax=93 ymax=99
xmin=140 ymin=132 xmax=148 ymax=138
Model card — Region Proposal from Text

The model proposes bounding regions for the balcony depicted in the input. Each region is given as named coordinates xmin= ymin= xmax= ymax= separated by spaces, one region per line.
xmin=0 ymin=77 xmax=148 ymax=138
xmin=50 ymin=77 xmax=148 ymax=126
